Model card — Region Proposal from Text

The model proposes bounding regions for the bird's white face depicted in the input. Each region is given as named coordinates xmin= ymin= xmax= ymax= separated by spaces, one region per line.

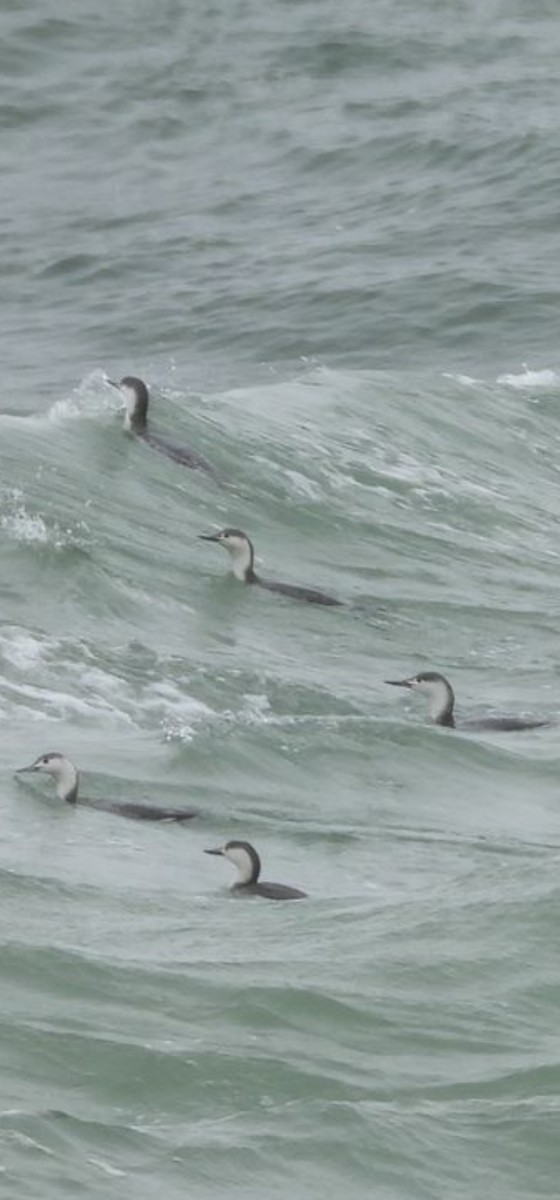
xmin=395 ymin=675 xmax=443 ymax=696
xmin=20 ymin=752 xmax=79 ymax=801
xmin=386 ymin=673 xmax=453 ymax=722
xmin=31 ymin=752 xmax=66 ymax=779
xmin=410 ymin=676 xmax=430 ymax=693
xmin=411 ymin=675 xmax=443 ymax=694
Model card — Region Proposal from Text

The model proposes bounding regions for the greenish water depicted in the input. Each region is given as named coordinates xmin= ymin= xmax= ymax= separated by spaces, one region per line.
xmin=2 ymin=3 xmax=560 ymax=1198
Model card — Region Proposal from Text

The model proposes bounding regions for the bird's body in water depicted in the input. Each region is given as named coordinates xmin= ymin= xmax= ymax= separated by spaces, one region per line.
xmin=15 ymin=753 xmax=198 ymax=822
xmin=205 ymin=840 xmax=307 ymax=900
xmin=109 ymin=376 xmax=221 ymax=481
xmin=385 ymin=671 xmax=548 ymax=731
xmin=199 ymin=528 xmax=342 ymax=607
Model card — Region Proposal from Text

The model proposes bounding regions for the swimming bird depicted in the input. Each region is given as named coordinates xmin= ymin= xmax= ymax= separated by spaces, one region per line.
xmin=198 ymin=528 xmax=342 ymax=607
xmin=204 ymin=840 xmax=307 ymax=900
xmin=108 ymin=375 xmax=220 ymax=480
xmin=385 ymin=671 xmax=548 ymax=731
xmin=15 ymin=752 xmax=198 ymax=821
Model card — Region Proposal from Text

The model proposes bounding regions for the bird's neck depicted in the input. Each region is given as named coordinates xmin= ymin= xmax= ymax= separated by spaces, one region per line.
xmin=430 ymin=683 xmax=455 ymax=727
xmin=56 ymin=762 xmax=80 ymax=804
xmin=231 ymin=851 xmax=260 ymax=886
xmin=230 ymin=544 xmax=255 ymax=582
xmin=123 ymin=410 xmax=147 ymax=435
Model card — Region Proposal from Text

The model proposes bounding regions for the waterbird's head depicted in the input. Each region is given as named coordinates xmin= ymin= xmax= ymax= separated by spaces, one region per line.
xmin=204 ymin=840 xmax=261 ymax=886
xmin=198 ymin=528 xmax=255 ymax=582
xmin=15 ymin=752 xmax=80 ymax=804
xmin=108 ymin=375 xmax=149 ymax=432
xmin=385 ymin=671 xmax=455 ymax=726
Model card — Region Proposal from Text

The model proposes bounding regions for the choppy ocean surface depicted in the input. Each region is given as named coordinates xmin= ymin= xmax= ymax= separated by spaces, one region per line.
xmin=2 ymin=2 xmax=560 ymax=1197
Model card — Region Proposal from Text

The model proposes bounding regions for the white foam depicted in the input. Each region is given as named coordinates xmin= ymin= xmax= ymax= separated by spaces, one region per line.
xmin=1 ymin=506 xmax=50 ymax=544
xmin=47 ymin=370 xmax=121 ymax=423
xmin=442 ymin=373 xmax=482 ymax=387
xmin=0 ymin=631 xmax=48 ymax=672
xmin=0 ymin=501 xmax=90 ymax=550
xmin=5 ymin=1130 xmax=55 ymax=1155
xmin=4 ymin=680 xmax=123 ymax=720
xmin=142 ymin=680 xmax=215 ymax=743
xmin=0 ymin=625 xmax=219 ymax=737
xmin=0 ymin=485 xmax=91 ymax=550
xmin=87 ymin=1158 xmax=127 ymax=1179
xmin=240 ymin=693 xmax=271 ymax=723
xmin=497 ymin=365 xmax=559 ymax=390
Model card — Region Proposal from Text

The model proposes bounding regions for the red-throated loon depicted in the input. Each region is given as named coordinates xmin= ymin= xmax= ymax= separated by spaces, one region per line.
xmin=15 ymin=753 xmax=198 ymax=821
xmin=385 ymin=671 xmax=548 ymax=731
xmin=108 ymin=376 xmax=221 ymax=481
xmin=198 ymin=528 xmax=342 ymax=607
xmin=204 ymin=840 xmax=307 ymax=900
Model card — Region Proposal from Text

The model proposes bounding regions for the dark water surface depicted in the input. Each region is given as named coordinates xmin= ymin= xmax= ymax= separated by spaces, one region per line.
xmin=2 ymin=2 xmax=560 ymax=1197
